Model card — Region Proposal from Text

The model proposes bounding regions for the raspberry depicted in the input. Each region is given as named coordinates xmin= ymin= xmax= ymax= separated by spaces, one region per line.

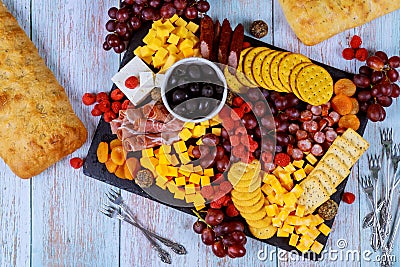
xmin=214 ymin=193 xmax=229 ymax=206
xmin=91 ymin=105 xmax=103 ymax=116
xmin=240 ymin=134 xmax=250 ymax=147
xmin=223 ymin=119 xmax=235 ymax=131
xmin=233 ymin=96 xmax=244 ymax=107
xmin=235 ymin=127 xmax=247 ymax=136
xmin=218 ymin=106 xmax=231 ymax=119
xmin=274 ymin=152 xmax=290 ymax=167
xmin=103 ymin=110 xmax=117 ymax=123
xmin=342 ymin=192 xmax=356 ymax=204
xmin=96 ymin=92 xmax=109 ymax=103
xmin=232 ymin=107 xmax=244 ymax=119
xmin=210 ymin=201 xmax=222 ymax=209
xmin=82 ymin=93 xmax=96 ymax=106
xmin=226 ymin=204 xmax=239 ymax=217
xmin=111 ymin=101 xmax=122 ymax=114
xmin=219 ymin=181 xmax=233 ymax=194
xmin=248 ymin=137 xmax=259 ymax=152
xmin=232 ymin=144 xmax=246 ymax=158
xmin=125 ymin=76 xmax=139 ymax=89
xmin=240 ymin=102 xmax=252 ymax=113
xmin=98 ymin=100 xmax=111 ymax=112
xmin=355 ymin=48 xmax=369 ymax=62
xmin=261 ymin=151 xmax=273 ymax=163
xmin=200 ymin=185 xmax=214 ymax=199
xmin=230 ymin=135 xmax=240 ymax=146
xmin=245 ymin=152 xmax=255 ymax=163
xmin=342 ymin=48 xmax=355 ymax=60
xmin=70 ymin=157 xmax=84 ymax=169
xmin=242 ymin=41 xmax=251 ymax=49
xmin=110 ymin=88 xmax=125 ymax=101
xmin=350 ymin=35 xmax=362 ymax=49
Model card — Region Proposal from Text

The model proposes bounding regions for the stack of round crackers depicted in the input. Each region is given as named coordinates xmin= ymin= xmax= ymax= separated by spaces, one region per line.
xmin=228 ymin=160 xmax=277 ymax=239
xmin=236 ymin=47 xmax=333 ymax=106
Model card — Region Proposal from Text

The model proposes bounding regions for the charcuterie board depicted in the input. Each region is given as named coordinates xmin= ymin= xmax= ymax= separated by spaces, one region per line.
xmin=83 ymin=20 xmax=368 ymax=260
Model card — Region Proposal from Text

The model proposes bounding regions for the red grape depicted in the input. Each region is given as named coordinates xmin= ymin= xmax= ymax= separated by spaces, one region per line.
xmin=201 ymin=228 xmax=215 ymax=245
xmin=242 ymin=113 xmax=258 ymax=129
xmin=108 ymin=7 xmax=118 ymax=19
xmin=136 ymin=0 xmax=148 ymax=4
xmin=371 ymin=71 xmax=384 ymax=84
xmin=103 ymin=41 xmax=112 ymax=51
xmin=274 ymin=96 xmax=288 ymax=111
xmin=388 ymin=56 xmax=400 ymax=68
xmin=116 ymin=8 xmax=131 ymax=22
xmin=132 ymin=3 xmax=144 ymax=15
xmin=377 ymin=96 xmax=392 ymax=107
xmin=285 ymin=93 xmax=300 ymax=108
xmin=105 ymin=20 xmax=117 ymax=32
xmin=130 ymin=16 xmax=142 ymax=30
xmin=160 ymin=3 xmax=176 ymax=18
xmin=193 ymin=221 xmax=206 ymax=234
xmin=212 ymin=241 xmax=227 ymax=257
xmin=253 ymin=101 xmax=266 ymax=117
xmin=124 ymin=0 xmax=135 ymax=4
xmin=387 ymin=69 xmax=399 ymax=82
xmin=366 ymin=56 xmax=385 ymax=71
xmin=205 ymin=209 xmax=224 ymax=226
xmin=353 ymin=74 xmax=371 ymax=88
xmin=390 ymin=84 xmax=400 ymax=98
xmin=367 ymin=103 xmax=385 ymax=122
xmin=213 ymin=221 xmax=244 ymax=236
xmin=357 ymin=90 xmax=372 ymax=102
xmin=227 ymin=244 xmax=246 ymax=258
xmin=120 ymin=31 xmax=132 ymax=41
xmin=149 ymin=0 xmax=162 ymax=8
xmin=174 ymin=0 xmax=188 ymax=10
xmin=359 ymin=65 xmax=372 ymax=76
xmin=375 ymin=51 xmax=389 ymax=64
xmin=215 ymin=146 xmax=225 ymax=160
xmin=113 ymin=42 xmax=126 ymax=53
xmin=141 ymin=7 xmax=155 ymax=20
xmin=216 ymin=155 xmax=230 ymax=172
xmin=196 ymin=0 xmax=210 ymax=12
xmin=106 ymin=34 xmax=121 ymax=47
xmin=230 ymin=231 xmax=247 ymax=244
xmin=115 ymin=22 xmax=129 ymax=36
xmin=184 ymin=7 xmax=198 ymax=19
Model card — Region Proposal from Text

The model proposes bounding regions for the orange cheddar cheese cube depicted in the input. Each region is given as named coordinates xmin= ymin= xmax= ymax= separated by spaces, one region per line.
xmin=184 ymin=121 xmax=195 ymax=129
xmin=272 ymin=166 xmax=285 ymax=176
xmin=134 ymin=46 xmax=143 ymax=57
xmin=159 ymin=154 xmax=172 ymax=165
xmin=272 ymin=217 xmax=283 ymax=228
xmin=178 ymin=39 xmax=193 ymax=50
xmin=193 ymin=165 xmax=203 ymax=174
xmin=182 ymin=48 xmax=194 ymax=58
xmin=140 ymin=46 xmax=155 ymax=57
xmin=185 ymin=184 xmax=196 ymax=195
xmin=173 ymin=141 xmax=187 ymax=153
xmin=166 ymin=43 xmax=179 ymax=54
xmin=299 ymin=235 xmax=314 ymax=248
xmin=286 ymin=215 xmax=301 ymax=225
xmin=156 ymin=164 xmax=169 ymax=176
xmin=295 ymin=205 xmax=306 ymax=217
xmin=283 ymin=192 xmax=297 ymax=207
xmin=289 ymin=233 xmax=299 ymax=247
xmin=142 ymin=148 xmax=154 ymax=158
xmin=167 ymin=166 xmax=178 ymax=177
xmin=162 ymin=20 xmax=175 ymax=32
xmin=179 ymin=152 xmax=191 ymax=164
xmin=195 ymin=203 xmax=206 ymax=211
xmin=140 ymin=157 xmax=158 ymax=171
xmin=293 ymin=168 xmax=306 ymax=181
xmin=169 ymin=154 xmax=180 ymax=166
xmin=174 ymin=189 xmax=185 ymax=200
xmin=151 ymin=19 xmax=163 ymax=29
xmin=203 ymin=168 xmax=214 ymax=177
xmin=175 ymin=17 xmax=187 ymax=27
xmin=192 ymin=125 xmax=206 ymax=138
xmin=306 ymin=153 xmax=318 ymax=165
xmin=175 ymin=176 xmax=186 ymax=186
xmin=201 ymin=176 xmax=210 ymax=186
xmin=180 ymin=164 xmax=194 ymax=172
xmin=266 ymin=204 xmax=279 ymax=217
xmin=185 ymin=193 xmax=196 ymax=203
xmin=143 ymin=29 xmax=157 ymax=44
xmin=169 ymin=14 xmax=179 ymax=23
xmin=292 ymin=160 xmax=305 ymax=169
xmin=318 ymin=223 xmax=331 ymax=236
xmin=309 ymin=214 xmax=324 ymax=226
xmin=147 ymin=37 xmax=163 ymax=51
xmin=291 ymin=184 xmax=304 ymax=198
xmin=296 ymin=242 xmax=310 ymax=253
xmin=179 ymin=128 xmax=192 ymax=141
xmin=282 ymin=223 xmax=295 ymax=234
xmin=284 ymin=163 xmax=296 ymax=174
xmin=186 ymin=21 xmax=199 ymax=33
xmin=167 ymin=33 xmax=180 ymax=45
xmin=305 ymin=226 xmax=320 ymax=240
xmin=194 ymin=193 xmax=205 ymax=205
xmin=166 ymin=181 xmax=178 ymax=194
xmin=159 ymin=144 xmax=172 ymax=154
xmin=156 ymin=177 xmax=168 ymax=189
xmin=297 ymin=225 xmax=310 ymax=235
xmin=303 ymin=164 xmax=314 ymax=174
xmin=189 ymin=173 xmax=201 ymax=185
xmin=261 ymin=184 xmax=274 ymax=195
xmin=310 ymin=241 xmax=324 ymax=254
xmin=277 ymin=228 xmax=290 ymax=237
xmin=277 ymin=209 xmax=290 ymax=221
xmin=211 ymin=128 xmax=222 ymax=136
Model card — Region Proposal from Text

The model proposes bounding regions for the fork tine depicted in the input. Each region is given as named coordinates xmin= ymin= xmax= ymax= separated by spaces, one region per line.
xmin=108 ymin=188 xmax=119 ymax=199
xmin=99 ymin=208 xmax=112 ymax=217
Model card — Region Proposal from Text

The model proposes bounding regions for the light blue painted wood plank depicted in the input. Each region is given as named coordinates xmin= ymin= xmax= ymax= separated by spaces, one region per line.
xmin=28 ymin=0 xmax=121 ymax=266
xmin=0 ymin=1 xmax=32 ymax=266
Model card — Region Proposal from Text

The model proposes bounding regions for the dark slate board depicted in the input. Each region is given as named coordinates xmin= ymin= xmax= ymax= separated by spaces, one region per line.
xmin=83 ymin=21 xmax=368 ymax=261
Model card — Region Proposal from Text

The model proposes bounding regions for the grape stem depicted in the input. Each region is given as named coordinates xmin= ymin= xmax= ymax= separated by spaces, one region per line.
xmin=192 ymin=209 xmax=212 ymax=228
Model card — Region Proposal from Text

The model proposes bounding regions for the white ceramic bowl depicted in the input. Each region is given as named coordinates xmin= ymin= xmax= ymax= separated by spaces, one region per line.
xmin=161 ymin=57 xmax=227 ymax=123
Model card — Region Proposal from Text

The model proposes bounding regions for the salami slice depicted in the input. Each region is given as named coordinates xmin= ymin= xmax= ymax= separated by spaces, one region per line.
xmin=200 ymin=15 xmax=215 ymax=59
xmin=210 ymin=20 xmax=221 ymax=62
xmin=217 ymin=19 xmax=232 ymax=64
xmin=227 ymin=23 xmax=244 ymax=69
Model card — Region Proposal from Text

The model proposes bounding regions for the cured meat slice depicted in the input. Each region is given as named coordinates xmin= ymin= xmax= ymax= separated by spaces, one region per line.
xmin=200 ymin=15 xmax=215 ymax=59
xmin=227 ymin=23 xmax=244 ymax=69
xmin=217 ymin=19 xmax=232 ymax=64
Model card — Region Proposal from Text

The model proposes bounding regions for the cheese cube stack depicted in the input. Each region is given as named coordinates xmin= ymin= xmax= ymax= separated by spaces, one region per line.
xmin=134 ymin=15 xmax=200 ymax=72
xmin=139 ymin=118 xmax=222 ymax=210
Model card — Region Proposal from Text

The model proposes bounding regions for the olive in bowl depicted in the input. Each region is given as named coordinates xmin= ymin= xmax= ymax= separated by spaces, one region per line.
xmin=161 ymin=58 xmax=227 ymax=123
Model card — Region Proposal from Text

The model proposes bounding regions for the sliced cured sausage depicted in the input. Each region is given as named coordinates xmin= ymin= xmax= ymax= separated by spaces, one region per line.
xmin=227 ymin=23 xmax=244 ymax=69
xmin=217 ymin=19 xmax=232 ymax=64
xmin=200 ymin=15 xmax=215 ymax=59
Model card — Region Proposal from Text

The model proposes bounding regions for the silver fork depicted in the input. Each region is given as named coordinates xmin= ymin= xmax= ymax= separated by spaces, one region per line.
xmin=105 ymin=188 xmax=187 ymax=255
xmin=380 ymin=194 xmax=400 ymax=267
xmin=367 ymin=154 xmax=383 ymax=251
xmin=100 ymin=204 xmax=172 ymax=264
xmin=380 ymin=129 xmax=393 ymax=239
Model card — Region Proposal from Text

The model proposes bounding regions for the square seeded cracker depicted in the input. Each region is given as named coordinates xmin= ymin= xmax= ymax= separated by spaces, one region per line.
xmin=297 ymin=177 xmax=330 ymax=215
xmin=341 ymin=128 xmax=369 ymax=153
xmin=321 ymin=154 xmax=350 ymax=183
xmin=332 ymin=137 xmax=361 ymax=159
xmin=309 ymin=170 xmax=336 ymax=196
xmin=321 ymin=144 xmax=354 ymax=168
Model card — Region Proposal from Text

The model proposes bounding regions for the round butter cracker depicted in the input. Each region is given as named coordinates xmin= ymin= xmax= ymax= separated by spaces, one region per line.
xmin=261 ymin=51 xmax=282 ymax=92
xmin=231 ymin=188 xmax=261 ymax=201
xmin=296 ymin=64 xmax=333 ymax=106
xmin=252 ymin=50 xmax=274 ymax=88
xmin=243 ymin=47 xmax=270 ymax=84
xmin=249 ymin=225 xmax=277 ymax=239
xmin=278 ymin=53 xmax=311 ymax=92
xmin=269 ymin=51 xmax=290 ymax=92
xmin=289 ymin=62 xmax=313 ymax=101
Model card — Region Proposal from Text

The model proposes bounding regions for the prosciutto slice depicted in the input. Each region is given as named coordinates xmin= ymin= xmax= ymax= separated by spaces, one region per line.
xmin=123 ymin=131 xmax=181 ymax=152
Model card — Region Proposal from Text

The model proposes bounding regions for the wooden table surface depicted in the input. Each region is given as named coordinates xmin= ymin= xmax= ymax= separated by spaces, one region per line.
xmin=1 ymin=1 xmax=400 ymax=266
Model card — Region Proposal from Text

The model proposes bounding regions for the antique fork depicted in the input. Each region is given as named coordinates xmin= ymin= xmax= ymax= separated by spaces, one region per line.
xmin=380 ymin=129 xmax=393 ymax=239
xmin=105 ymin=188 xmax=187 ymax=255
xmin=380 ymin=194 xmax=400 ymax=267
xmin=100 ymin=204 xmax=172 ymax=264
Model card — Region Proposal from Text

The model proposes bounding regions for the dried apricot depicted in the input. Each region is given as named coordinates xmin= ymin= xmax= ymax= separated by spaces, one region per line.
xmin=115 ymin=165 xmax=126 ymax=179
xmin=126 ymin=157 xmax=141 ymax=178
xmin=334 ymin=78 xmax=357 ymax=97
xmin=338 ymin=114 xmax=360 ymax=131
xmin=331 ymin=94 xmax=353 ymax=115
xmin=97 ymin=142 xmax=109 ymax=163
xmin=110 ymin=146 xmax=125 ymax=165
xmin=105 ymin=158 xmax=118 ymax=173
xmin=349 ymin=98 xmax=360 ymax=115
xmin=110 ymin=138 xmax=122 ymax=150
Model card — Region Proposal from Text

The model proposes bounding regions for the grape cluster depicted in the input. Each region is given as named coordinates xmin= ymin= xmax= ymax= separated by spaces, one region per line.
xmin=193 ymin=208 xmax=247 ymax=258
xmin=353 ymin=51 xmax=400 ymax=122
xmin=103 ymin=0 xmax=210 ymax=53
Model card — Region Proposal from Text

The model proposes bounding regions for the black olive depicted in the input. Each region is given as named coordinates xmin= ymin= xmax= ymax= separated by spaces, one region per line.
xmin=177 ymin=78 xmax=190 ymax=88
xmin=188 ymin=65 xmax=201 ymax=79
xmin=198 ymin=100 xmax=211 ymax=113
xmin=173 ymin=104 xmax=187 ymax=115
xmin=172 ymin=89 xmax=188 ymax=104
xmin=168 ymin=76 xmax=178 ymax=87
xmin=189 ymin=83 xmax=201 ymax=95
xmin=201 ymin=84 xmax=214 ymax=97
xmin=215 ymin=85 xmax=224 ymax=94
xmin=201 ymin=65 xmax=216 ymax=77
